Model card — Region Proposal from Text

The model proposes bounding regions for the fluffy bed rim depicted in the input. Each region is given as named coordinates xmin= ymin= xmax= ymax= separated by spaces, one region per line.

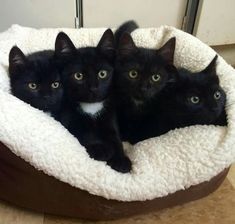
xmin=0 ymin=25 xmax=234 ymax=202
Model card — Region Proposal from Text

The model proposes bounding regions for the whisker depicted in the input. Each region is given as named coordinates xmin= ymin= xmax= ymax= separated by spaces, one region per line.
xmin=167 ymin=79 xmax=176 ymax=83
xmin=226 ymin=101 xmax=235 ymax=108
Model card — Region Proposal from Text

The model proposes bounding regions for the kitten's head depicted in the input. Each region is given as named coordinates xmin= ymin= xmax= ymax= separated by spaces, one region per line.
xmin=115 ymin=33 xmax=176 ymax=103
xmin=55 ymin=29 xmax=115 ymax=103
xmin=9 ymin=46 xmax=63 ymax=112
xmin=173 ymin=55 xmax=226 ymax=123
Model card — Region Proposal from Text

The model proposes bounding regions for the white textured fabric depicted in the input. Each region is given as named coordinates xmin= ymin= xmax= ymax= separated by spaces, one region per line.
xmin=0 ymin=25 xmax=234 ymax=202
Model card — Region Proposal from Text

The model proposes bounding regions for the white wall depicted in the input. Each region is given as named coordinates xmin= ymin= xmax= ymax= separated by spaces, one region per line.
xmin=0 ymin=0 xmax=76 ymax=32
xmin=194 ymin=0 xmax=235 ymax=45
xmin=83 ymin=0 xmax=187 ymax=28
xmin=212 ymin=44 xmax=235 ymax=66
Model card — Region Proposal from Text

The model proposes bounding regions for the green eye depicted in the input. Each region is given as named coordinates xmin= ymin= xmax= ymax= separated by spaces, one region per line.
xmin=51 ymin=81 xmax=60 ymax=89
xmin=28 ymin=83 xmax=37 ymax=90
xmin=190 ymin=96 xmax=200 ymax=104
xmin=152 ymin=74 xmax=161 ymax=82
xmin=74 ymin=72 xmax=83 ymax=81
xmin=214 ymin=91 xmax=221 ymax=100
xmin=129 ymin=70 xmax=138 ymax=79
xmin=98 ymin=70 xmax=108 ymax=79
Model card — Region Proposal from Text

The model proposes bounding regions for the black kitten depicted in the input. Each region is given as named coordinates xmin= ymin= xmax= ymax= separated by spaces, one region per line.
xmin=55 ymin=30 xmax=131 ymax=173
xmin=155 ymin=55 xmax=227 ymax=135
xmin=9 ymin=47 xmax=63 ymax=119
xmin=114 ymin=33 xmax=177 ymax=144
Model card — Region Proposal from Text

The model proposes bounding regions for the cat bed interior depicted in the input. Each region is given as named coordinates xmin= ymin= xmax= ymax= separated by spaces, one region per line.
xmin=0 ymin=25 xmax=235 ymax=220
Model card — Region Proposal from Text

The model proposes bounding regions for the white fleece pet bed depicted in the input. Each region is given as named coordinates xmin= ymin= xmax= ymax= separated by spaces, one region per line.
xmin=0 ymin=25 xmax=235 ymax=208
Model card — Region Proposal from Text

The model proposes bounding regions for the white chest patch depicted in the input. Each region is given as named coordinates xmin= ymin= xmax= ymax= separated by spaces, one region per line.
xmin=79 ymin=102 xmax=104 ymax=116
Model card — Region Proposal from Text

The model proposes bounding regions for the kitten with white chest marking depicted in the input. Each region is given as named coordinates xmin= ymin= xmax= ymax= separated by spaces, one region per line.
xmin=55 ymin=29 xmax=132 ymax=173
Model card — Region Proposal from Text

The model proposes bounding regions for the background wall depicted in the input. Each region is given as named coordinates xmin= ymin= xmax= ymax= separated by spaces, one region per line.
xmin=82 ymin=0 xmax=187 ymax=28
xmin=212 ymin=45 xmax=235 ymax=67
xmin=193 ymin=0 xmax=235 ymax=66
xmin=0 ymin=0 xmax=76 ymax=31
xmin=193 ymin=0 xmax=235 ymax=46
xmin=0 ymin=0 xmax=234 ymax=65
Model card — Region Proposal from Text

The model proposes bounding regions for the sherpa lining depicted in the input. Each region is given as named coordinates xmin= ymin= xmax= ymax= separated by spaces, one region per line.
xmin=0 ymin=25 xmax=234 ymax=202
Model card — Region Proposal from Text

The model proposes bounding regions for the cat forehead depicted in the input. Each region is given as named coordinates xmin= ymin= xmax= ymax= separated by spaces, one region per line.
xmin=187 ymin=73 xmax=219 ymax=86
xmin=19 ymin=64 xmax=60 ymax=81
xmin=31 ymin=64 xmax=59 ymax=76
xmin=65 ymin=55 xmax=113 ymax=71
xmin=183 ymin=83 xmax=220 ymax=95
xmin=135 ymin=48 xmax=163 ymax=62
xmin=21 ymin=74 xmax=60 ymax=83
xmin=78 ymin=47 xmax=111 ymax=60
xmin=179 ymin=68 xmax=219 ymax=85
xmin=121 ymin=56 xmax=163 ymax=71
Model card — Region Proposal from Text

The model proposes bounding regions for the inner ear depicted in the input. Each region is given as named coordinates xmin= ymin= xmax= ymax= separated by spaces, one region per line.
xmin=202 ymin=55 xmax=218 ymax=75
xmin=55 ymin=32 xmax=76 ymax=56
xmin=118 ymin=32 xmax=137 ymax=56
xmin=97 ymin=29 xmax=115 ymax=56
xmin=157 ymin=37 xmax=176 ymax=64
xmin=9 ymin=46 xmax=26 ymax=67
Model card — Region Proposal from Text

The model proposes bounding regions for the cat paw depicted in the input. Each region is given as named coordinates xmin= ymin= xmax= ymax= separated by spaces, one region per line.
xmin=107 ymin=156 xmax=132 ymax=173
xmin=86 ymin=144 xmax=114 ymax=161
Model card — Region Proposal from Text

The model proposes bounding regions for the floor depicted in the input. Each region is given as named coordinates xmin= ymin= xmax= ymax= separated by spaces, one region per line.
xmin=0 ymin=165 xmax=235 ymax=224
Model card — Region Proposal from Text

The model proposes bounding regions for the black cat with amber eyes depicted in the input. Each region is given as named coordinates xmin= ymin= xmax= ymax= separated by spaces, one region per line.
xmin=154 ymin=55 xmax=227 ymax=136
xmin=114 ymin=32 xmax=177 ymax=143
xmin=8 ymin=47 xmax=64 ymax=116
xmin=54 ymin=30 xmax=132 ymax=173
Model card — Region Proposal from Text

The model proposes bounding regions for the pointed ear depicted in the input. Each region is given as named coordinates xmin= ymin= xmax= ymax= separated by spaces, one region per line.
xmin=118 ymin=32 xmax=137 ymax=57
xmin=55 ymin=32 xmax=76 ymax=56
xmin=97 ymin=29 xmax=115 ymax=57
xmin=203 ymin=55 xmax=218 ymax=75
xmin=9 ymin=46 xmax=26 ymax=73
xmin=158 ymin=37 xmax=176 ymax=64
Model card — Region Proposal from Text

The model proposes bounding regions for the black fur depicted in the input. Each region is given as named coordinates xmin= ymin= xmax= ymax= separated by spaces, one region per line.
xmin=154 ymin=55 xmax=227 ymax=135
xmin=55 ymin=30 xmax=132 ymax=173
xmin=114 ymin=33 xmax=177 ymax=144
xmin=9 ymin=46 xmax=64 ymax=119
xmin=114 ymin=20 xmax=139 ymax=46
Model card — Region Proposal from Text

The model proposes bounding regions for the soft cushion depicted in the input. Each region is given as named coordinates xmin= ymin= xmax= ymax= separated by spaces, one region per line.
xmin=0 ymin=25 xmax=234 ymax=202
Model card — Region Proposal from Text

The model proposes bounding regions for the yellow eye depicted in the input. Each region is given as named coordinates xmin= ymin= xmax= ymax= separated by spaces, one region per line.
xmin=98 ymin=70 xmax=108 ymax=79
xmin=28 ymin=83 xmax=37 ymax=90
xmin=190 ymin=96 xmax=200 ymax=104
xmin=152 ymin=74 xmax=161 ymax=82
xmin=74 ymin=72 xmax=83 ymax=80
xmin=214 ymin=91 xmax=221 ymax=100
xmin=129 ymin=70 xmax=138 ymax=79
xmin=51 ymin=81 xmax=60 ymax=89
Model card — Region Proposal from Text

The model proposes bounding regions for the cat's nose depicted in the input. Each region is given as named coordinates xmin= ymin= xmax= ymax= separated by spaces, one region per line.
xmin=141 ymin=87 xmax=148 ymax=93
xmin=210 ymin=106 xmax=218 ymax=112
xmin=212 ymin=107 xmax=218 ymax=112
xmin=43 ymin=95 xmax=51 ymax=100
xmin=90 ymin=87 xmax=98 ymax=93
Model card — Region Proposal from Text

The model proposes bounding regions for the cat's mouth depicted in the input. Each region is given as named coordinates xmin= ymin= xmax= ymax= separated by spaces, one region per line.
xmin=132 ymin=97 xmax=144 ymax=106
xmin=131 ymin=95 xmax=143 ymax=104
xmin=34 ymin=99 xmax=60 ymax=112
xmin=76 ymin=95 xmax=107 ymax=104
xmin=133 ymin=88 xmax=159 ymax=101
